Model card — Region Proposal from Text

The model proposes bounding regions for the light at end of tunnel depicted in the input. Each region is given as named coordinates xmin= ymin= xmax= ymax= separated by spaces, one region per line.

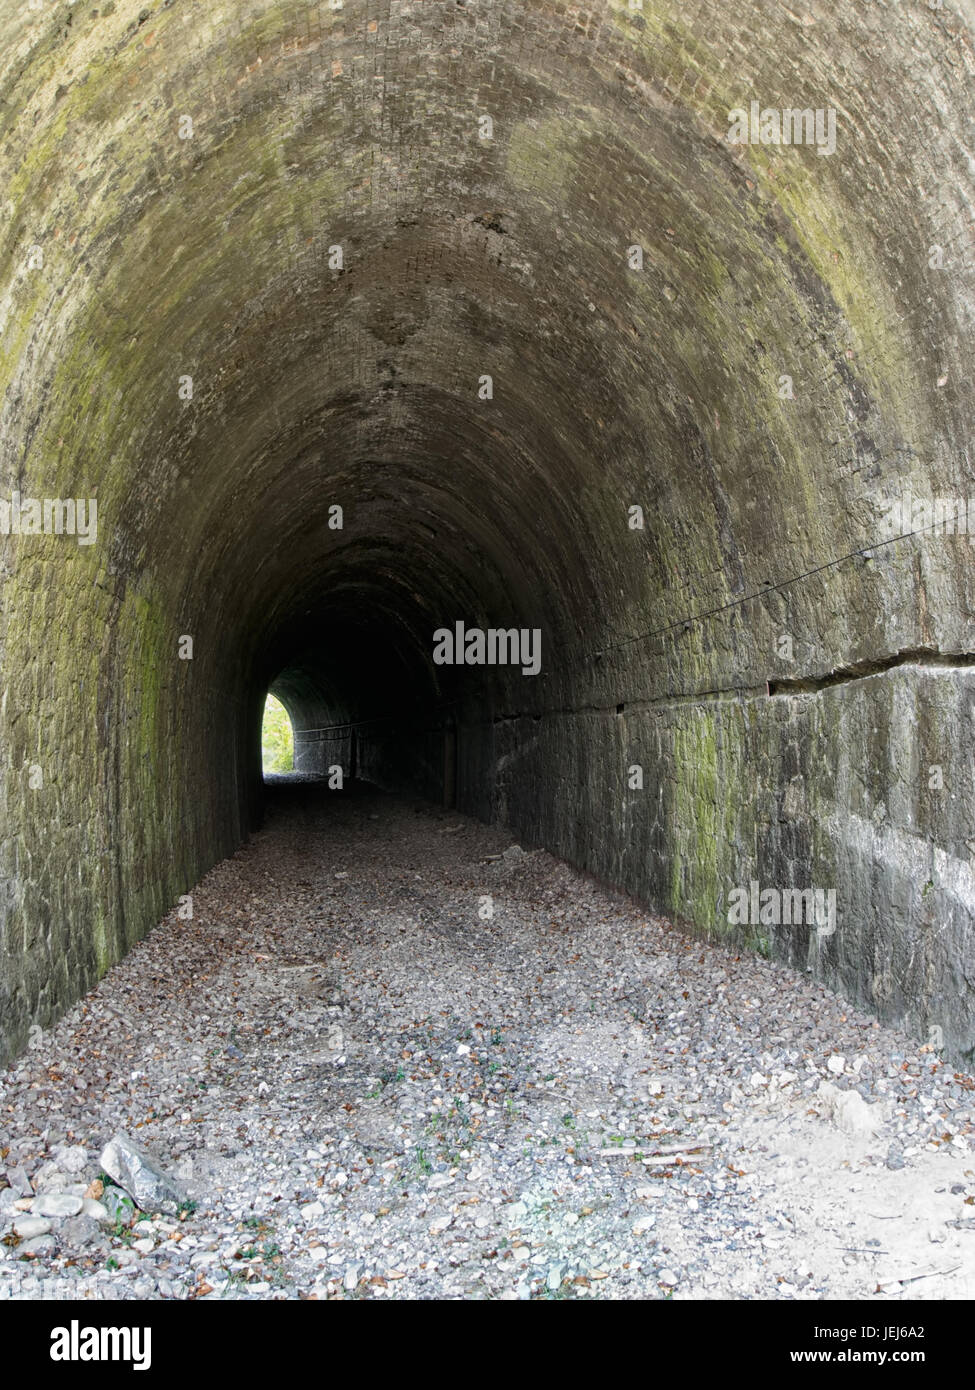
xmin=262 ymin=694 xmax=294 ymax=775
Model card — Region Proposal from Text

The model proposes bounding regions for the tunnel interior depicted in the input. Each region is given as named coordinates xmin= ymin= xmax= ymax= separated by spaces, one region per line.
xmin=1 ymin=0 xmax=974 ymax=1066
xmin=256 ymin=416 xmax=567 ymax=803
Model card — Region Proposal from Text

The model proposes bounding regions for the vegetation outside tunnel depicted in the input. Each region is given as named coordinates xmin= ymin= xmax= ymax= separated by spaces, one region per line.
xmin=262 ymin=694 xmax=294 ymax=775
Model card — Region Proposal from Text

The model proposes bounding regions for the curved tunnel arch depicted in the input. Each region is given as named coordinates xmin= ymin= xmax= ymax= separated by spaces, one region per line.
xmin=1 ymin=0 xmax=974 ymax=1062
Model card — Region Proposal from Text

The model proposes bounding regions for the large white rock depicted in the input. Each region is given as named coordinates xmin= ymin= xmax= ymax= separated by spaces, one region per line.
xmin=99 ymin=1134 xmax=189 ymax=1215
xmin=816 ymin=1080 xmax=884 ymax=1136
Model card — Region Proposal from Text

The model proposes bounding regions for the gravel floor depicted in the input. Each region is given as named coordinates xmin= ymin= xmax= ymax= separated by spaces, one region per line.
xmin=2 ymin=778 xmax=975 ymax=1301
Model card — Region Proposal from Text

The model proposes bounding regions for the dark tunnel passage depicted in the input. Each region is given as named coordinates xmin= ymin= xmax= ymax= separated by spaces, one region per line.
xmin=255 ymin=453 xmax=565 ymax=804
xmin=1 ymin=0 xmax=975 ymax=1072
